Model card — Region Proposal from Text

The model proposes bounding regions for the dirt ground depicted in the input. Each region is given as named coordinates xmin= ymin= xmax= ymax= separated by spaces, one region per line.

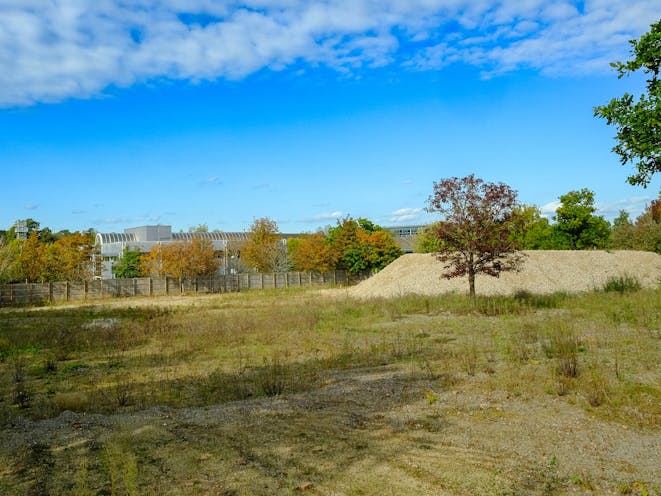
xmin=2 ymin=360 xmax=658 ymax=495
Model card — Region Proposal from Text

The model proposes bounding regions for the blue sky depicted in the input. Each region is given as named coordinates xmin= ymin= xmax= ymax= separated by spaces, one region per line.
xmin=1 ymin=1 xmax=659 ymax=234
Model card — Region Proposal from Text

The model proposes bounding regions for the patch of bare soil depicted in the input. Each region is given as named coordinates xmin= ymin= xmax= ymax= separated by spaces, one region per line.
xmin=1 ymin=365 xmax=658 ymax=495
xmin=348 ymin=250 xmax=661 ymax=299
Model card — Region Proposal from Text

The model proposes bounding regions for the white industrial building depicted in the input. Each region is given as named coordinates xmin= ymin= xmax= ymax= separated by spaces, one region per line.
xmin=96 ymin=225 xmax=251 ymax=279
xmin=96 ymin=224 xmax=424 ymax=279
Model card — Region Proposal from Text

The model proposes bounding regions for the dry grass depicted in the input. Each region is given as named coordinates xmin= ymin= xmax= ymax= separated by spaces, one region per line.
xmin=0 ymin=285 xmax=659 ymax=495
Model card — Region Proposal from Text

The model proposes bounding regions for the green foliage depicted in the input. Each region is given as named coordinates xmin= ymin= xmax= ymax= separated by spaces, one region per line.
xmin=602 ymin=274 xmax=642 ymax=294
xmin=413 ymin=223 xmax=444 ymax=253
xmin=112 ymin=247 xmax=144 ymax=279
xmin=510 ymin=204 xmax=561 ymax=249
xmin=327 ymin=216 xmax=401 ymax=273
xmin=594 ymin=20 xmax=660 ymax=187
xmin=0 ymin=238 xmax=23 ymax=283
xmin=610 ymin=197 xmax=661 ymax=253
xmin=553 ymin=188 xmax=611 ymax=249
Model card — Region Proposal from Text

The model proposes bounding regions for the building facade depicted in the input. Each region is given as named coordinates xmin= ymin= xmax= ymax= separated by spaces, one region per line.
xmin=96 ymin=225 xmax=251 ymax=279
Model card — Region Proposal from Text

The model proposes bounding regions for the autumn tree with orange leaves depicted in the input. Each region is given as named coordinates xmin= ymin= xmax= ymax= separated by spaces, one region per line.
xmin=287 ymin=232 xmax=337 ymax=272
xmin=17 ymin=230 xmax=96 ymax=282
xmin=141 ymin=237 xmax=220 ymax=279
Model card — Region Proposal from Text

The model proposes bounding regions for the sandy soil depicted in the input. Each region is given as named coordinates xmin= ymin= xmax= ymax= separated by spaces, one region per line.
xmin=348 ymin=250 xmax=661 ymax=299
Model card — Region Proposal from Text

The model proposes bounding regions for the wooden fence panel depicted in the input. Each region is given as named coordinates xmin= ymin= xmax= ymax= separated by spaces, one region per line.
xmin=0 ymin=270 xmax=348 ymax=307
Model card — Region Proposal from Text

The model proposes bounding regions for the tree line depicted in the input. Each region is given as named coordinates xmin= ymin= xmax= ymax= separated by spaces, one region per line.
xmin=415 ymin=188 xmax=661 ymax=254
xmin=0 ymin=216 xmax=403 ymax=283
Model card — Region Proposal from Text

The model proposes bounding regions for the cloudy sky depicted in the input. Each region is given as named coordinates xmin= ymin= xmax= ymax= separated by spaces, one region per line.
xmin=1 ymin=1 xmax=659 ymax=233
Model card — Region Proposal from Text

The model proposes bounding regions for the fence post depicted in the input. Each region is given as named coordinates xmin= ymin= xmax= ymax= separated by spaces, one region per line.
xmin=261 ymin=273 xmax=264 ymax=289
xmin=49 ymin=282 xmax=54 ymax=303
xmin=309 ymin=272 xmax=313 ymax=287
xmin=273 ymin=273 xmax=276 ymax=289
xmin=83 ymin=280 xmax=88 ymax=300
xmin=333 ymin=270 xmax=337 ymax=285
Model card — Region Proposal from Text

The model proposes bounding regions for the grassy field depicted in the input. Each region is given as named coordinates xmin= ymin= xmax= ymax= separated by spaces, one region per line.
xmin=0 ymin=283 xmax=659 ymax=495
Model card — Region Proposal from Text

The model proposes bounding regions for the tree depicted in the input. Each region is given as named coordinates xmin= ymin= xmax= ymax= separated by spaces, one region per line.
xmin=18 ymin=232 xmax=45 ymax=282
xmin=288 ymin=232 xmax=337 ymax=272
xmin=426 ymin=174 xmax=524 ymax=302
xmin=414 ymin=223 xmax=445 ymax=253
xmin=141 ymin=238 xmax=220 ymax=279
xmin=326 ymin=216 xmax=401 ymax=274
xmin=508 ymin=204 xmax=556 ymax=249
xmin=0 ymin=238 xmax=22 ymax=283
xmin=242 ymin=218 xmax=285 ymax=272
xmin=611 ymin=195 xmax=661 ymax=253
xmin=594 ymin=20 xmax=660 ymax=187
xmin=113 ymin=247 xmax=145 ymax=278
xmin=553 ymin=189 xmax=611 ymax=249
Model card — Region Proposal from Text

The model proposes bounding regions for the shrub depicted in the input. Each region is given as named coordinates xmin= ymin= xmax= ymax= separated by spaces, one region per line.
xmin=602 ymin=274 xmax=641 ymax=294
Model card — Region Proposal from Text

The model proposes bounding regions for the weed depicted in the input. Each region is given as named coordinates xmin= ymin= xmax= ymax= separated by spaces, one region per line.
xmin=544 ymin=325 xmax=580 ymax=379
xmin=583 ymin=365 xmax=610 ymax=407
xmin=112 ymin=373 xmax=133 ymax=407
xmin=425 ymin=390 xmax=439 ymax=405
xmin=458 ymin=341 xmax=479 ymax=376
xmin=603 ymin=274 xmax=642 ymax=294
xmin=259 ymin=355 xmax=287 ymax=396
xmin=541 ymin=455 xmax=560 ymax=494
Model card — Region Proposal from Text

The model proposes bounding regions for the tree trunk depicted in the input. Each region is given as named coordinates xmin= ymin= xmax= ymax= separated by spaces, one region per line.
xmin=468 ymin=253 xmax=476 ymax=304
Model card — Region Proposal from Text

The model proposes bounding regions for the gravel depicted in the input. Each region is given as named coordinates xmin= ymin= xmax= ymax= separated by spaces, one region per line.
xmin=348 ymin=250 xmax=661 ymax=299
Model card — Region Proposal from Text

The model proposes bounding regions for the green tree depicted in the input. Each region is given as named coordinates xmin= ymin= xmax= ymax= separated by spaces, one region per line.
xmin=414 ymin=223 xmax=444 ymax=253
xmin=113 ymin=247 xmax=145 ymax=278
xmin=327 ymin=216 xmax=401 ymax=274
xmin=611 ymin=195 xmax=661 ymax=253
xmin=426 ymin=175 xmax=524 ymax=302
xmin=610 ymin=210 xmax=637 ymax=249
xmin=0 ymin=238 xmax=22 ymax=283
xmin=594 ymin=19 xmax=661 ymax=187
xmin=553 ymin=189 xmax=611 ymax=249
xmin=509 ymin=204 xmax=559 ymax=249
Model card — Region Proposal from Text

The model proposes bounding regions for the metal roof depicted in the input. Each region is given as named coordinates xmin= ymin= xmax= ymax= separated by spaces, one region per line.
xmin=172 ymin=232 xmax=250 ymax=241
xmin=96 ymin=232 xmax=136 ymax=243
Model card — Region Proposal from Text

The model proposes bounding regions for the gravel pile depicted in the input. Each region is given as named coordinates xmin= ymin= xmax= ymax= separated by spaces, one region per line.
xmin=348 ymin=250 xmax=661 ymax=299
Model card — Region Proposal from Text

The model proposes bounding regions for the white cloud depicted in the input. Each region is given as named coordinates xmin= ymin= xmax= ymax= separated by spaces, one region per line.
xmin=197 ymin=176 xmax=222 ymax=185
xmin=389 ymin=207 xmax=423 ymax=224
xmin=597 ymin=196 xmax=652 ymax=220
xmin=540 ymin=200 xmax=560 ymax=218
xmin=0 ymin=1 xmax=658 ymax=106
xmin=304 ymin=211 xmax=343 ymax=223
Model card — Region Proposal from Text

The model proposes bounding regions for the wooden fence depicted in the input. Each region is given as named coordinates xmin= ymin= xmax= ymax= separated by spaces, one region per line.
xmin=0 ymin=270 xmax=352 ymax=307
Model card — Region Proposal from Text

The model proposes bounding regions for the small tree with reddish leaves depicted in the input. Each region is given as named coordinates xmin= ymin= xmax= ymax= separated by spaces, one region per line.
xmin=426 ymin=174 xmax=524 ymax=302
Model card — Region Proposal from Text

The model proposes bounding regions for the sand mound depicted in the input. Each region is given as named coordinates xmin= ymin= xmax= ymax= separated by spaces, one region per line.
xmin=348 ymin=250 xmax=661 ymax=299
